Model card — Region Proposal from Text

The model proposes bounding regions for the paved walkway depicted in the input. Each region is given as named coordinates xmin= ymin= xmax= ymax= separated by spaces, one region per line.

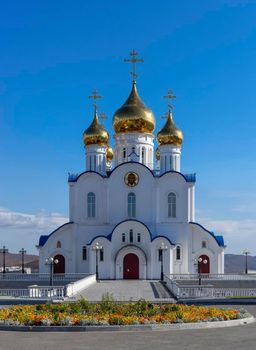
xmin=77 ymin=280 xmax=175 ymax=302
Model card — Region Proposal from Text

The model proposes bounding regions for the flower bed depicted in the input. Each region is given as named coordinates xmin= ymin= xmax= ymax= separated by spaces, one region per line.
xmin=0 ymin=295 xmax=245 ymax=327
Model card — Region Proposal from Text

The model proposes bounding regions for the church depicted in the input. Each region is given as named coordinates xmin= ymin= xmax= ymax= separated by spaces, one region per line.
xmin=38 ymin=51 xmax=225 ymax=279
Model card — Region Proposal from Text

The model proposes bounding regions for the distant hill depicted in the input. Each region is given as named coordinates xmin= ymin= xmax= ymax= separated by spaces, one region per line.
xmin=0 ymin=252 xmax=39 ymax=272
xmin=224 ymin=254 xmax=256 ymax=273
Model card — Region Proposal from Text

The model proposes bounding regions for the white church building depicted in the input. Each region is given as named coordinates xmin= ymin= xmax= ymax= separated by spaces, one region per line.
xmin=38 ymin=53 xmax=225 ymax=279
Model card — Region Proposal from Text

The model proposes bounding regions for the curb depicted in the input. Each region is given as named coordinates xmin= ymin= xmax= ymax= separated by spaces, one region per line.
xmin=0 ymin=316 xmax=254 ymax=332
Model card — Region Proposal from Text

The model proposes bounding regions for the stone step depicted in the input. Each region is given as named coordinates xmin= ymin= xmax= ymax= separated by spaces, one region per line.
xmin=76 ymin=280 xmax=176 ymax=302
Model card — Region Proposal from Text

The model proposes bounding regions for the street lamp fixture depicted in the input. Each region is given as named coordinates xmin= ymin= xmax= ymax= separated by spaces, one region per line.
xmin=19 ymin=248 xmax=27 ymax=274
xmin=92 ymin=242 xmax=103 ymax=281
xmin=159 ymin=242 xmax=168 ymax=281
xmin=243 ymin=248 xmax=251 ymax=275
xmin=0 ymin=246 xmax=8 ymax=274
xmin=45 ymin=257 xmax=59 ymax=286
xmin=196 ymin=257 xmax=208 ymax=286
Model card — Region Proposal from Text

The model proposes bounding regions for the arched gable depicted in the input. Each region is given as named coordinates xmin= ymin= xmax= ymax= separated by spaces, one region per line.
xmin=38 ymin=222 xmax=73 ymax=247
xmin=189 ymin=222 xmax=225 ymax=247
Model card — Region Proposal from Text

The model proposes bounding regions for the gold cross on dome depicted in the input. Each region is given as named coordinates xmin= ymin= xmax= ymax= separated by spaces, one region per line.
xmin=163 ymin=89 xmax=176 ymax=111
xmin=100 ymin=112 xmax=108 ymax=123
xmin=124 ymin=49 xmax=144 ymax=82
xmin=88 ymin=89 xmax=103 ymax=110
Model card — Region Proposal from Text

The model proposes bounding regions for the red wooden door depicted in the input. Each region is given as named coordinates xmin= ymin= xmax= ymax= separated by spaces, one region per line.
xmin=53 ymin=254 xmax=65 ymax=274
xmin=198 ymin=254 xmax=210 ymax=274
xmin=123 ymin=253 xmax=139 ymax=279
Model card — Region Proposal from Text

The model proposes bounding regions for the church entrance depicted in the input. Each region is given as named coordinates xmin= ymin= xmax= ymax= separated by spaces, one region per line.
xmin=53 ymin=254 xmax=65 ymax=274
xmin=198 ymin=254 xmax=210 ymax=274
xmin=123 ymin=253 xmax=139 ymax=279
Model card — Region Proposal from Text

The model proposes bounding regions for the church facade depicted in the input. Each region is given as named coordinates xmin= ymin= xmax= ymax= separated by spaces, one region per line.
xmin=38 ymin=53 xmax=225 ymax=279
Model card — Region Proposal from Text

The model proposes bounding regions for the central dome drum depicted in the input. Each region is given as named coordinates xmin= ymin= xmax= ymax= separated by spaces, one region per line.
xmin=113 ymin=82 xmax=155 ymax=134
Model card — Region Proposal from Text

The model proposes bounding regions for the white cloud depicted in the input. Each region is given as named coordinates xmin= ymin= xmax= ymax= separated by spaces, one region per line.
xmin=0 ymin=208 xmax=68 ymax=254
xmin=198 ymin=217 xmax=256 ymax=253
xmin=0 ymin=207 xmax=68 ymax=232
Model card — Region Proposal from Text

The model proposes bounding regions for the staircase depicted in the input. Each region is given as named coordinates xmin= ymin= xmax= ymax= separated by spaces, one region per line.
xmin=76 ymin=280 xmax=176 ymax=302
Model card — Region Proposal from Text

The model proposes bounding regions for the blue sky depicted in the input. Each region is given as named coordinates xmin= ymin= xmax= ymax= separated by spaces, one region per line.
xmin=0 ymin=0 xmax=256 ymax=254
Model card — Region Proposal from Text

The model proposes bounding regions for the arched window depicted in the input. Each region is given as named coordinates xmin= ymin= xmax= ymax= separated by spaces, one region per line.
xmin=129 ymin=229 xmax=133 ymax=243
xmin=122 ymin=233 xmax=126 ymax=243
xmin=100 ymin=248 xmax=104 ymax=261
xmin=123 ymin=148 xmax=126 ymax=159
xmin=82 ymin=246 xmax=87 ymax=260
xmin=168 ymin=192 xmax=176 ymax=218
xmin=202 ymin=241 xmax=207 ymax=248
xmin=128 ymin=192 xmax=136 ymax=218
xmin=176 ymin=246 xmax=181 ymax=260
xmin=93 ymin=155 xmax=96 ymax=170
xmin=56 ymin=241 xmax=61 ymax=248
xmin=87 ymin=192 xmax=96 ymax=218
xmin=137 ymin=233 xmax=141 ymax=243
xmin=142 ymin=148 xmax=145 ymax=164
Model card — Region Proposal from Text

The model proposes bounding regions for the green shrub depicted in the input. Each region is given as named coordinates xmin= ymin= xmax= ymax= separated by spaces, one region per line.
xmin=100 ymin=293 xmax=115 ymax=312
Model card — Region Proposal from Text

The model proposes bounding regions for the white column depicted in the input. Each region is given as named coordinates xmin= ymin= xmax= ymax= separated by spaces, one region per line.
xmin=159 ymin=145 xmax=181 ymax=174
xmin=85 ymin=145 xmax=107 ymax=175
xmin=114 ymin=132 xmax=154 ymax=169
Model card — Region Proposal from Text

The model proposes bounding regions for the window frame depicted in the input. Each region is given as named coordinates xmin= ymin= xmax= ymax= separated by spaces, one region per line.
xmin=168 ymin=192 xmax=176 ymax=218
xmin=87 ymin=192 xmax=96 ymax=218
xmin=128 ymin=192 xmax=136 ymax=218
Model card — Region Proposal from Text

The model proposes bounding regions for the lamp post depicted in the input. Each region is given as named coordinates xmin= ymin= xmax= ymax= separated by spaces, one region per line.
xmin=159 ymin=242 xmax=168 ymax=281
xmin=92 ymin=242 xmax=103 ymax=281
xmin=243 ymin=248 xmax=250 ymax=274
xmin=0 ymin=246 xmax=8 ymax=274
xmin=19 ymin=248 xmax=27 ymax=274
xmin=197 ymin=257 xmax=208 ymax=286
xmin=45 ymin=257 xmax=59 ymax=286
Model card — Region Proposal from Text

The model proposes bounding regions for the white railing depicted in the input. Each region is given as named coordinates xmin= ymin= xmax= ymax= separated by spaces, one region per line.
xmin=168 ymin=273 xmax=256 ymax=281
xmin=0 ymin=286 xmax=65 ymax=299
xmin=164 ymin=275 xmax=256 ymax=299
xmin=213 ymin=288 xmax=256 ymax=298
xmin=28 ymin=285 xmax=65 ymax=299
xmin=0 ymin=273 xmax=89 ymax=281
xmin=0 ymin=289 xmax=30 ymax=298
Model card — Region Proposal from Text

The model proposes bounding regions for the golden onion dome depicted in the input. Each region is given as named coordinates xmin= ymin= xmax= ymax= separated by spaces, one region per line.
xmin=113 ymin=82 xmax=155 ymax=134
xmin=106 ymin=145 xmax=114 ymax=161
xmin=157 ymin=110 xmax=183 ymax=146
xmin=156 ymin=147 xmax=160 ymax=161
xmin=83 ymin=110 xmax=109 ymax=146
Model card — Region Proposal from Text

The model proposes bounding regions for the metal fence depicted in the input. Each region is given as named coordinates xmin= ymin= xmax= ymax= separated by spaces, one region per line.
xmin=0 ymin=273 xmax=89 ymax=281
xmin=168 ymin=273 xmax=256 ymax=280
xmin=164 ymin=274 xmax=256 ymax=299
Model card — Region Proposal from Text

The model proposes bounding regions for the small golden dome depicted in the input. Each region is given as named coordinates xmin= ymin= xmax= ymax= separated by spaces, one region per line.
xmin=113 ymin=82 xmax=155 ymax=134
xmin=157 ymin=110 xmax=183 ymax=146
xmin=83 ymin=110 xmax=109 ymax=146
xmin=156 ymin=147 xmax=160 ymax=161
xmin=106 ymin=145 xmax=114 ymax=161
